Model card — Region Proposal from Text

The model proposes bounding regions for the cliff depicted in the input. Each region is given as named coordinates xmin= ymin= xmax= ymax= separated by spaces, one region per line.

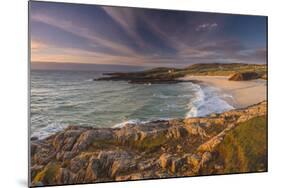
xmin=30 ymin=101 xmax=267 ymax=186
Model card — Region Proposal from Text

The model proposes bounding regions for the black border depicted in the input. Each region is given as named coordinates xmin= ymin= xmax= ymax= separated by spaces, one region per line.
xmin=28 ymin=1 xmax=269 ymax=187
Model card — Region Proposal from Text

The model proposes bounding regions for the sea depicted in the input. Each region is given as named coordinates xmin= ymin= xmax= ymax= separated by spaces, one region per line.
xmin=30 ymin=70 xmax=234 ymax=139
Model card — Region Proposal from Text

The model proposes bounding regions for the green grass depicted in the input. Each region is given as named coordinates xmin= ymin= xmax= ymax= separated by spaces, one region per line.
xmin=130 ymin=63 xmax=266 ymax=78
xmin=215 ymin=115 xmax=267 ymax=173
xmin=182 ymin=63 xmax=267 ymax=77
xmin=100 ymin=63 xmax=267 ymax=82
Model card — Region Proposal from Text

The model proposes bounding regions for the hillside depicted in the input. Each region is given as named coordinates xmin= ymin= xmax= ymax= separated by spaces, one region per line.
xmin=95 ymin=63 xmax=267 ymax=84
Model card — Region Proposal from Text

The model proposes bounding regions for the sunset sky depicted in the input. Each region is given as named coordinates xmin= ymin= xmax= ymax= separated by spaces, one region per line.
xmin=30 ymin=1 xmax=267 ymax=70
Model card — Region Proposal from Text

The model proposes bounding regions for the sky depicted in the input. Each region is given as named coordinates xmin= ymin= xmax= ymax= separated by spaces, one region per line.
xmin=30 ymin=1 xmax=267 ymax=70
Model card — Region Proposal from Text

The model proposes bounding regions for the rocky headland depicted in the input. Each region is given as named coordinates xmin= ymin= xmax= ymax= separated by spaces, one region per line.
xmin=30 ymin=101 xmax=267 ymax=186
xmin=95 ymin=63 xmax=267 ymax=84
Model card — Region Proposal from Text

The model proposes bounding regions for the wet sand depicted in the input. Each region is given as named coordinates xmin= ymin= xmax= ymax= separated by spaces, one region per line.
xmin=182 ymin=76 xmax=267 ymax=108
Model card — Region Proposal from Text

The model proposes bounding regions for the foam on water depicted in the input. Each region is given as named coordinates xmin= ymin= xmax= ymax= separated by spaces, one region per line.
xmin=112 ymin=119 xmax=150 ymax=128
xmin=31 ymin=70 xmax=235 ymax=138
xmin=186 ymin=83 xmax=234 ymax=118
xmin=112 ymin=117 xmax=173 ymax=128
xmin=31 ymin=121 xmax=66 ymax=139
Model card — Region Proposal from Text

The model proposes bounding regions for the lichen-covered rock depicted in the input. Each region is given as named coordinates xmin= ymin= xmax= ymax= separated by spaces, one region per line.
xmin=85 ymin=157 xmax=100 ymax=182
xmin=199 ymin=152 xmax=212 ymax=168
xmin=159 ymin=153 xmax=172 ymax=169
xmin=55 ymin=168 xmax=72 ymax=184
xmin=72 ymin=129 xmax=115 ymax=153
xmin=170 ymin=156 xmax=185 ymax=173
xmin=30 ymin=101 xmax=267 ymax=186
xmin=111 ymin=159 xmax=137 ymax=177
xmin=31 ymin=165 xmax=44 ymax=180
xmin=188 ymin=154 xmax=201 ymax=168
xmin=33 ymin=162 xmax=61 ymax=185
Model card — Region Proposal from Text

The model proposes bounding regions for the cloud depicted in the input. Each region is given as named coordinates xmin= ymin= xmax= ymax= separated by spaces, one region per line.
xmin=31 ymin=38 xmax=159 ymax=66
xmin=196 ymin=23 xmax=218 ymax=32
xmin=102 ymin=7 xmax=168 ymax=51
xmin=102 ymin=7 xmax=137 ymax=39
xmin=197 ymin=39 xmax=245 ymax=53
xmin=255 ymin=48 xmax=267 ymax=59
xmin=31 ymin=39 xmax=47 ymax=52
xmin=31 ymin=13 xmax=138 ymax=57
xmin=30 ymin=2 xmax=266 ymax=67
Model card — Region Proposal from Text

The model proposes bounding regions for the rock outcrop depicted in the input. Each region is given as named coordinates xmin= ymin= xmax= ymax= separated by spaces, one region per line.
xmin=31 ymin=101 xmax=267 ymax=186
xmin=228 ymin=71 xmax=261 ymax=81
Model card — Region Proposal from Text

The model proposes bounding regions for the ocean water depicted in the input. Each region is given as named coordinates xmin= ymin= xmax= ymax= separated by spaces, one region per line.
xmin=30 ymin=70 xmax=234 ymax=139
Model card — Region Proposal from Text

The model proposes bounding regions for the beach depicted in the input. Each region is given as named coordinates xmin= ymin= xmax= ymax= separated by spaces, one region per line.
xmin=31 ymin=68 xmax=268 ymax=186
xmin=182 ymin=76 xmax=267 ymax=109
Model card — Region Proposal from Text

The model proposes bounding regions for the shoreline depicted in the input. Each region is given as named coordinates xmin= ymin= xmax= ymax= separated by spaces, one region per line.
xmin=31 ymin=76 xmax=267 ymax=139
xmin=181 ymin=75 xmax=267 ymax=109
xmin=30 ymin=101 xmax=267 ymax=186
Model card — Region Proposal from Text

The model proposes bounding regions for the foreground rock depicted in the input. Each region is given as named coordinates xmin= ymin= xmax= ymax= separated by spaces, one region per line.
xmin=31 ymin=101 xmax=267 ymax=186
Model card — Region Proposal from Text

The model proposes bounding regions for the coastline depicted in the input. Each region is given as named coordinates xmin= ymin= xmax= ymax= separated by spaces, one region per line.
xmin=182 ymin=76 xmax=267 ymax=109
xmin=30 ymin=66 xmax=268 ymax=186
xmin=30 ymin=101 xmax=267 ymax=186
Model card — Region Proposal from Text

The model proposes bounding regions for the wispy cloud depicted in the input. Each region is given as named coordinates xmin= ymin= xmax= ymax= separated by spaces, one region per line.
xmin=31 ymin=39 xmax=47 ymax=52
xmin=31 ymin=13 xmax=138 ymax=57
xmin=196 ymin=23 xmax=218 ymax=32
xmin=102 ymin=7 xmax=173 ymax=51
xmin=30 ymin=2 xmax=267 ymax=68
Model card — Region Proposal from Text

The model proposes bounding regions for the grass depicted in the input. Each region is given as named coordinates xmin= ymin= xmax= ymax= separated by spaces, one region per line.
xmin=127 ymin=63 xmax=266 ymax=78
xmin=98 ymin=63 xmax=267 ymax=82
xmin=214 ymin=115 xmax=267 ymax=173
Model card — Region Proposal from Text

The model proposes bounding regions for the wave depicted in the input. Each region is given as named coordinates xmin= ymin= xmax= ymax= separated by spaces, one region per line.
xmin=84 ymin=79 xmax=93 ymax=82
xmin=153 ymin=93 xmax=192 ymax=99
xmin=112 ymin=119 xmax=149 ymax=128
xmin=186 ymin=83 xmax=234 ymax=118
xmin=31 ymin=121 xmax=66 ymax=139
xmin=112 ymin=117 xmax=173 ymax=128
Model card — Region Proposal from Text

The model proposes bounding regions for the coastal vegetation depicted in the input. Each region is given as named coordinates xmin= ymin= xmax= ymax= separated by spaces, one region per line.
xmin=95 ymin=63 xmax=267 ymax=84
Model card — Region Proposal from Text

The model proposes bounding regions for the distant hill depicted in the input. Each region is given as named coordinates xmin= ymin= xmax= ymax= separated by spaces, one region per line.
xmin=96 ymin=63 xmax=267 ymax=84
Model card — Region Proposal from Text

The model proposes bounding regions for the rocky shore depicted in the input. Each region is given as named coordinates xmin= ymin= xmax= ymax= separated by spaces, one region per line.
xmin=30 ymin=101 xmax=267 ymax=186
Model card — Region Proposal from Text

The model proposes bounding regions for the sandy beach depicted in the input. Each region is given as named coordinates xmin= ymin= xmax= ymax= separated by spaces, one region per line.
xmin=183 ymin=76 xmax=267 ymax=109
